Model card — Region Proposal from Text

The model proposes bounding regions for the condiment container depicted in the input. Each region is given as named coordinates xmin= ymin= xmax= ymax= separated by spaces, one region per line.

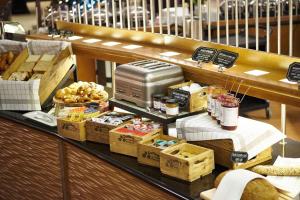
xmin=165 ymin=99 xmax=179 ymax=116
xmin=160 ymin=96 xmax=170 ymax=113
xmin=152 ymin=94 xmax=164 ymax=110
xmin=221 ymin=96 xmax=239 ymax=131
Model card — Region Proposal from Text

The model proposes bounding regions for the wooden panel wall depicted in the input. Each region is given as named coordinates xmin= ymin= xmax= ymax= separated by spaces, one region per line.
xmin=0 ymin=118 xmax=63 ymax=200
xmin=64 ymin=143 xmax=177 ymax=200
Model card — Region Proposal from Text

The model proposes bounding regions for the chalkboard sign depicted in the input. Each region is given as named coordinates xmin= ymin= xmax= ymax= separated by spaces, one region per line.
xmin=171 ymin=89 xmax=190 ymax=111
xmin=213 ymin=50 xmax=239 ymax=68
xmin=192 ymin=47 xmax=218 ymax=63
xmin=231 ymin=151 xmax=248 ymax=163
xmin=287 ymin=62 xmax=300 ymax=82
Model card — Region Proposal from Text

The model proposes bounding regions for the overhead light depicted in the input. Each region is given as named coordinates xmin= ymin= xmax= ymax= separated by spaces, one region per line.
xmin=102 ymin=42 xmax=121 ymax=46
xmin=279 ymin=78 xmax=297 ymax=85
xmin=122 ymin=45 xmax=143 ymax=50
xmin=68 ymin=36 xmax=83 ymax=41
xmin=244 ymin=70 xmax=269 ymax=76
xmin=82 ymin=38 xmax=101 ymax=44
xmin=160 ymin=51 xmax=181 ymax=57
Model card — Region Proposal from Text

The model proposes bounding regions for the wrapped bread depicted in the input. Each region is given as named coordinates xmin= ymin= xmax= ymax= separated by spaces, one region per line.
xmin=30 ymin=73 xmax=44 ymax=80
xmin=8 ymin=72 xmax=30 ymax=81
xmin=251 ymin=165 xmax=300 ymax=176
xmin=215 ymin=171 xmax=279 ymax=200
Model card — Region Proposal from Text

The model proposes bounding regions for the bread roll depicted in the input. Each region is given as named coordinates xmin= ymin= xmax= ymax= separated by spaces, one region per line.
xmin=251 ymin=165 xmax=300 ymax=176
xmin=215 ymin=171 xmax=279 ymax=200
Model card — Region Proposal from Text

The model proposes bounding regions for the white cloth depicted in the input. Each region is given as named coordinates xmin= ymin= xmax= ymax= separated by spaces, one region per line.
xmin=213 ymin=169 xmax=265 ymax=200
xmin=267 ymin=156 xmax=300 ymax=198
xmin=176 ymin=113 xmax=285 ymax=160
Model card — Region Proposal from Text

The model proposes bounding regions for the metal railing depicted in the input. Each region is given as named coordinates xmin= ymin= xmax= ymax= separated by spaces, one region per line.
xmin=47 ymin=0 xmax=299 ymax=55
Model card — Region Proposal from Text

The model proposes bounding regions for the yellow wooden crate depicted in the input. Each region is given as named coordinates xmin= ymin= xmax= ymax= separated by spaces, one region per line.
xmin=168 ymin=81 xmax=207 ymax=112
xmin=137 ymin=134 xmax=185 ymax=168
xmin=57 ymin=118 xmax=86 ymax=142
xmin=160 ymin=143 xmax=214 ymax=182
xmin=109 ymin=123 xmax=162 ymax=157
xmin=192 ymin=139 xmax=272 ymax=169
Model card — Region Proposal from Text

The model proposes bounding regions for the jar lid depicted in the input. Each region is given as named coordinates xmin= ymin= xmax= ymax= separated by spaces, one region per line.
xmin=153 ymin=94 xmax=164 ymax=99
xmin=161 ymin=96 xmax=171 ymax=102
xmin=166 ymin=98 xmax=178 ymax=104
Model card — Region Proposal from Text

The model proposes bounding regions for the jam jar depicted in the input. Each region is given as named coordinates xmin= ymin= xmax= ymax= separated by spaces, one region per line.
xmin=216 ymin=94 xmax=226 ymax=124
xmin=221 ymin=97 xmax=239 ymax=131
xmin=160 ymin=96 xmax=170 ymax=113
xmin=165 ymin=99 xmax=179 ymax=116
xmin=152 ymin=94 xmax=164 ymax=110
xmin=207 ymin=86 xmax=215 ymax=115
xmin=211 ymin=94 xmax=218 ymax=120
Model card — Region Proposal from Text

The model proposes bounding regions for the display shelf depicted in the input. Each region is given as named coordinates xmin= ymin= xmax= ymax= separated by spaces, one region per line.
xmin=109 ymin=98 xmax=204 ymax=133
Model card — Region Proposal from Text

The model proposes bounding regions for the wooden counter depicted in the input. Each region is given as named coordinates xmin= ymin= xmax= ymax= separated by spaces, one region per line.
xmin=28 ymin=21 xmax=300 ymax=106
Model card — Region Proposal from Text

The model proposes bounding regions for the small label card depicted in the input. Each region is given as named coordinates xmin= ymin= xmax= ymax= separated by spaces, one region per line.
xmin=287 ymin=62 xmax=300 ymax=82
xmin=192 ymin=47 xmax=218 ymax=63
xmin=231 ymin=151 xmax=248 ymax=163
xmin=213 ymin=49 xmax=239 ymax=68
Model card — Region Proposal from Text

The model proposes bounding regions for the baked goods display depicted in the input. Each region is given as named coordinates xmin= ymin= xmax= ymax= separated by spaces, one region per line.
xmin=251 ymin=165 xmax=300 ymax=176
xmin=55 ymin=81 xmax=109 ymax=104
xmin=0 ymin=51 xmax=15 ymax=73
xmin=214 ymin=171 xmax=279 ymax=200
xmin=29 ymin=73 xmax=44 ymax=80
xmin=8 ymin=72 xmax=30 ymax=81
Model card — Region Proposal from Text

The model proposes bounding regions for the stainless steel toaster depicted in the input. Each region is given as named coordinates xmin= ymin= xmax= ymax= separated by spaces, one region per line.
xmin=115 ymin=60 xmax=184 ymax=108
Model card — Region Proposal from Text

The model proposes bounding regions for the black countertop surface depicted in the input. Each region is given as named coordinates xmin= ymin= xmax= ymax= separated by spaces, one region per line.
xmin=0 ymin=111 xmax=300 ymax=200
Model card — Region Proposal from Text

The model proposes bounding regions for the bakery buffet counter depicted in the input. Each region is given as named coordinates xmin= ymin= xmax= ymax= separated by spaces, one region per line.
xmin=0 ymin=111 xmax=299 ymax=200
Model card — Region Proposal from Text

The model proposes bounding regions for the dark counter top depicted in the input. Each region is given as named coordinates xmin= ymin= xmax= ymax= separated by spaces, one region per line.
xmin=0 ymin=111 xmax=299 ymax=200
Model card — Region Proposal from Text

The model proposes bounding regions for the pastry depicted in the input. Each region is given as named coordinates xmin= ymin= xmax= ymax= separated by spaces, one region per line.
xmin=0 ymin=51 xmax=15 ymax=72
xmin=18 ymin=62 xmax=35 ymax=72
xmin=8 ymin=72 xmax=29 ymax=81
xmin=215 ymin=171 xmax=279 ymax=200
xmin=40 ymin=54 xmax=55 ymax=62
xmin=30 ymin=73 xmax=44 ymax=80
xmin=25 ymin=55 xmax=41 ymax=63
xmin=55 ymin=81 xmax=108 ymax=103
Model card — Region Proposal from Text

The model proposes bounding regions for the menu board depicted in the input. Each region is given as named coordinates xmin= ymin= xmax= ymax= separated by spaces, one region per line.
xmin=231 ymin=151 xmax=248 ymax=163
xmin=171 ymin=89 xmax=190 ymax=111
xmin=213 ymin=49 xmax=239 ymax=68
xmin=192 ymin=47 xmax=218 ymax=63
xmin=287 ymin=62 xmax=300 ymax=82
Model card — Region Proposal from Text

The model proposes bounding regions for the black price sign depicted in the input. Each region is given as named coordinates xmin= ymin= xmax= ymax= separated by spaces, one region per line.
xmin=287 ymin=62 xmax=300 ymax=82
xmin=213 ymin=50 xmax=239 ymax=68
xmin=192 ymin=47 xmax=218 ymax=63
xmin=171 ymin=89 xmax=190 ymax=111
xmin=231 ymin=151 xmax=248 ymax=163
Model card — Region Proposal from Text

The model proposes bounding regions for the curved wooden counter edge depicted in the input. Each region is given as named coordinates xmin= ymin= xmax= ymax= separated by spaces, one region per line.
xmin=27 ymin=21 xmax=300 ymax=106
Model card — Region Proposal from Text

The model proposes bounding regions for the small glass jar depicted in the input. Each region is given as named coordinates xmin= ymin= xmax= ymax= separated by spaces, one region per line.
xmin=165 ymin=99 xmax=179 ymax=116
xmin=207 ymin=86 xmax=215 ymax=115
xmin=160 ymin=96 xmax=170 ymax=113
xmin=152 ymin=94 xmax=164 ymax=110
xmin=221 ymin=97 xmax=239 ymax=131
xmin=211 ymin=94 xmax=218 ymax=120
xmin=216 ymin=94 xmax=226 ymax=124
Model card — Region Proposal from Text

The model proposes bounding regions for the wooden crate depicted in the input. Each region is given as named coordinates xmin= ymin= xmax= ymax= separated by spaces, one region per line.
xmin=168 ymin=81 xmax=207 ymax=112
xmin=2 ymin=43 xmax=74 ymax=105
xmin=137 ymin=134 xmax=185 ymax=168
xmin=191 ymin=139 xmax=273 ymax=169
xmin=160 ymin=143 xmax=214 ymax=182
xmin=109 ymin=124 xmax=163 ymax=157
xmin=57 ymin=118 xmax=86 ymax=142
xmin=85 ymin=112 xmax=132 ymax=144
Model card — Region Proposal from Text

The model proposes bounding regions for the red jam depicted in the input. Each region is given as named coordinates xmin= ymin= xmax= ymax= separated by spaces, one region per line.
xmin=221 ymin=97 xmax=239 ymax=131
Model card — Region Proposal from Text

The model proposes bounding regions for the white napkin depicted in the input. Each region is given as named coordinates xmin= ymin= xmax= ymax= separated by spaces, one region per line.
xmin=213 ymin=169 xmax=265 ymax=200
xmin=176 ymin=113 xmax=285 ymax=160
xmin=267 ymin=156 xmax=300 ymax=198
